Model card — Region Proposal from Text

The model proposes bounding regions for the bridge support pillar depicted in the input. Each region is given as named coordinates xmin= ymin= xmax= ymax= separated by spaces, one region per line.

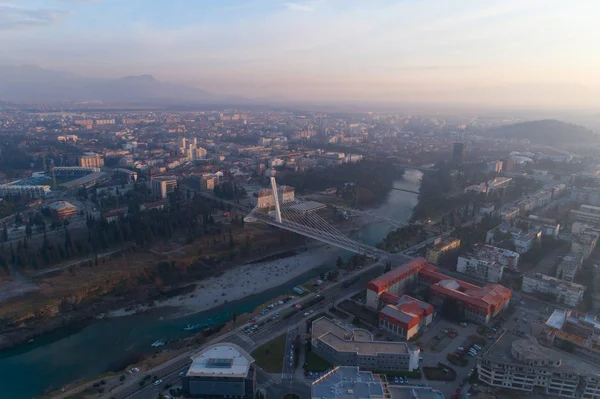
xmin=270 ymin=177 xmax=282 ymax=223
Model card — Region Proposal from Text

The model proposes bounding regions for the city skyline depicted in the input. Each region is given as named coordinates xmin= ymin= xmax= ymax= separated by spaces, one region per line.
xmin=1 ymin=0 xmax=600 ymax=107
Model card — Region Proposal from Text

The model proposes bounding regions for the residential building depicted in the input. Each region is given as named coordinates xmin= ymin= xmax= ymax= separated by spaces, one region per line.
xmin=182 ymin=343 xmax=256 ymax=399
xmin=523 ymin=215 xmax=561 ymax=238
xmin=151 ymin=176 xmax=177 ymax=199
xmin=571 ymin=205 xmax=600 ymax=227
xmin=537 ymin=309 xmax=600 ymax=364
xmin=486 ymin=223 xmax=541 ymax=254
xmin=522 ymin=273 xmax=585 ymax=307
xmin=456 ymin=256 xmax=504 ymax=283
xmin=486 ymin=160 xmax=504 ymax=173
xmin=201 ymin=175 xmax=216 ymax=191
xmin=378 ymin=295 xmax=434 ymax=340
xmin=457 ymin=243 xmax=520 ymax=281
xmin=556 ymin=253 xmax=583 ymax=282
xmin=572 ymin=231 xmax=599 ymax=260
xmin=388 ymin=386 xmax=445 ymax=399
xmin=464 ymin=177 xmax=512 ymax=195
xmin=311 ymin=317 xmax=420 ymax=371
xmin=478 ymin=333 xmax=600 ymax=398
xmin=425 ymin=237 xmax=461 ymax=265
xmin=256 ymin=186 xmax=294 ymax=209
xmin=78 ymin=152 xmax=104 ymax=168
xmin=499 ymin=207 xmax=520 ymax=221
xmin=571 ymin=187 xmax=600 ymax=207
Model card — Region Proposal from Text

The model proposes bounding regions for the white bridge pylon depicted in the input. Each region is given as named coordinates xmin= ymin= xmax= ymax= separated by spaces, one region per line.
xmin=239 ymin=178 xmax=386 ymax=258
xmin=270 ymin=176 xmax=282 ymax=224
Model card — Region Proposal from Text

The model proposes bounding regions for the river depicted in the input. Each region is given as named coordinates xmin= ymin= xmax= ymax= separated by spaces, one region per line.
xmin=0 ymin=170 xmax=422 ymax=399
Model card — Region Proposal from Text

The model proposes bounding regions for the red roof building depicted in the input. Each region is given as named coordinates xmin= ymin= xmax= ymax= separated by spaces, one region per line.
xmin=379 ymin=295 xmax=435 ymax=340
xmin=366 ymin=257 xmax=512 ymax=325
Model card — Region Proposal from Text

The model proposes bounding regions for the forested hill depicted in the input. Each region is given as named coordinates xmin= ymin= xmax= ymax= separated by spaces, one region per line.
xmin=487 ymin=119 xmax=595 ymax=145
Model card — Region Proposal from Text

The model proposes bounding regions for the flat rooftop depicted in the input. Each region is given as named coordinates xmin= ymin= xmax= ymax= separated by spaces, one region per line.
xmin=288 ymin=200 xmax=326 ymax=213
xmin=546 ymin=309 xmax=567 ymax=330
xmin=60 ymin=172 xmax=106 ymax=189
xmin=483 ymin=332 xmax=600 ymax=377
xmin=187 ymin=343 xmax=253 ymax=378
xmin=312 ymin=367 xmax=385 ymax=399
xmin=312 ymin=317 xmax=408 ymax=356
xmin=388 ymin=386 xmax=445 ymax=399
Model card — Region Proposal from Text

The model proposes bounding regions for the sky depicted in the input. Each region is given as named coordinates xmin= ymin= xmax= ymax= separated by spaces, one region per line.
xmin=1 ymin=0 xmax=600 ymax=106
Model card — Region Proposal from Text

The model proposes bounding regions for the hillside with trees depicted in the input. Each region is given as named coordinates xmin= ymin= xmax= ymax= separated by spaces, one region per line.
xmin=487 ymin=119 xmax=595 ymax=145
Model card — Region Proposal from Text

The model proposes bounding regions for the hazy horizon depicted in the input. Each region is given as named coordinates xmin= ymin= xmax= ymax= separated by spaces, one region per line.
xmin=1 ymin=0 xmax=600 ymax=108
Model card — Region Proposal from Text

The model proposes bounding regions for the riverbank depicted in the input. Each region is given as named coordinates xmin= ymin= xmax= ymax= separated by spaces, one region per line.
xmin=107 ymin=245 xmax=338 ymax=319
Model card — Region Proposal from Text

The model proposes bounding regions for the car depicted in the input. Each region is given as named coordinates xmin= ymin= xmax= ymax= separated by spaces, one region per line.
xmin=309 ymin=309 xmax=315 ymax=314
xmin=131 ymin=367 xmax=140 ymax=372
xmin=154 ymin=379 xmax=163 ymax=386
xmin=394 ymin=377 xmax=399 ymax=383
xmin=442 ymin=329 xmax=448 ymax=334
xmin=179 ymin=371 xmax=186 ymax=377
xmin=403 ymin=376 xmax=408 ymax=383
xmin=473 ymin=344 xmax=482 ymax=350
xmin=468 ymin=352 xmax=476 ymax=357
xmin=304 ymin=312 xmax=310 ymax=316
xmin=290 ymin=362 xmax=293 ymax=367
xmin=457 ymin=346 xmax=464 ymax=351
xmin=469 ymin=348 xmax=477 ymax=353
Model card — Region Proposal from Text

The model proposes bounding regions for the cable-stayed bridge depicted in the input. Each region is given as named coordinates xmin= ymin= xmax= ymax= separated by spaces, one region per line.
xmin=197 ymin=178 xmax=391 ymax=258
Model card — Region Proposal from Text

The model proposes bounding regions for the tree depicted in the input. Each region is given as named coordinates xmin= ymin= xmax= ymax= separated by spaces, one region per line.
xmin=562 ymin=340 xmax=575 ymax=353
xmin=232 ymin=311 xmax=237 ymax=326
xmin=384 ymin=262 xmax=392 ymax=273
xmin=2 ymin=223 xmax=7 ymax=242
xmin=336 ymin=256 xmax=344 ymax=269
xmin=25 ymin=224 xmax=32 ymax=239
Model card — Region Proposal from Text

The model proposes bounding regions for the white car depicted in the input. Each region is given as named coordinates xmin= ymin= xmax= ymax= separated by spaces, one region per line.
xmin=154 ymin=379 xmax=163 ymax=386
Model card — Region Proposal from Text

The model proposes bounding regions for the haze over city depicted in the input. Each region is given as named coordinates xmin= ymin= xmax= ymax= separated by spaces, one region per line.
xmin=1 ymin=0 xmax=600 ymax=107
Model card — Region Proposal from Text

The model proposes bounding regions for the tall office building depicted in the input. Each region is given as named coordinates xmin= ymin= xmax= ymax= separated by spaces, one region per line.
xmin=453 ymin=142 xmax=466 ymax=164
xmin=151 ymin=177 xmax=177 ymax=199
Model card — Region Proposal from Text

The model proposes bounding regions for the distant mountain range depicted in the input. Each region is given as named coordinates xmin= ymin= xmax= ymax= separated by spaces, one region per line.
xmin=487 ymin=119 xmax=596 ymax=144
xmin=0 ymin=65 xmax=260 ymax=104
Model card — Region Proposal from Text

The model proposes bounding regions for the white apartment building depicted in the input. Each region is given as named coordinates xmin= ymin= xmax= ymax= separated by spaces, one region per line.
xmin=256 ymin=186 xmax=294 ymax=209
xmin=478 ymin=333 xmax=600 ymax=399
xmin=456 ymin=256 xmax=504 ymax=283
xmin=522 ymin=273 xmax=585 ymax=307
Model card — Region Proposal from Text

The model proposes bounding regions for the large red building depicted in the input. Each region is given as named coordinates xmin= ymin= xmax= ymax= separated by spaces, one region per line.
xmin=367 ymin=257 xmax=512 ymax=325
xmin=379 ymin=294 xmax=434 ymax=339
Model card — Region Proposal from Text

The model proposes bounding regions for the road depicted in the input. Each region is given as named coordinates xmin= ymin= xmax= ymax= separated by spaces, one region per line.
xmin=112 ymin=263 xmax=378 ymax=399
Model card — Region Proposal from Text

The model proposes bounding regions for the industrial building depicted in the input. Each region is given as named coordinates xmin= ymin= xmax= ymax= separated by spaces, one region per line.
xmin=311 ymin=317 xmax=420 ymax=372
xmin=522 ymin=273 xmax=585 ymax=307
xmin=478 ymin=333 xmax=600 ymax=398
xmin=182 ymin=343 xmax=256 ymax=399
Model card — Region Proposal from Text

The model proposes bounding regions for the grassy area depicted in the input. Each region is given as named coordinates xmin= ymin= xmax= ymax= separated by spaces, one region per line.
xmin=251 ymin=333 xmax=287 ymax=373
xmin=305 ymin=351 xmax=332 ymax=372
xmin=423 ymin=363 xmax=457 ymax=381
